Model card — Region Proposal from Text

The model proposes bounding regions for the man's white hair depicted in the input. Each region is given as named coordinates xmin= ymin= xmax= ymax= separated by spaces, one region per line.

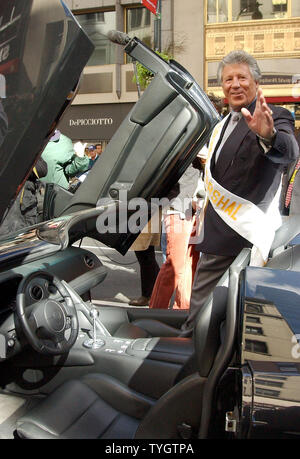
xmin=217 ymin=50 xmax=262 ymax=84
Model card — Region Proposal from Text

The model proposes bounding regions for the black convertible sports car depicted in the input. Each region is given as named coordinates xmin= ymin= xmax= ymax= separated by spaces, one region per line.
xmin=0 ymin=0 xmax=300 ymax=441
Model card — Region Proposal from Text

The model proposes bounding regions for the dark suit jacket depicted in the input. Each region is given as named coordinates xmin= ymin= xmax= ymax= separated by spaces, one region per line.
xmin=197 ymin=103 xmax=299 ymax=256
xmin=280 ymin=133 xmax=300 ymax=216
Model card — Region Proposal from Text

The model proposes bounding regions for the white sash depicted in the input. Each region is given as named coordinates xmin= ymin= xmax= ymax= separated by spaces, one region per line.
xmin=195 ymin=116 xmax=281 ymax=266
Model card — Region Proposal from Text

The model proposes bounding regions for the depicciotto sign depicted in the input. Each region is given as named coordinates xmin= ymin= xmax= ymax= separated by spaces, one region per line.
xmin=58 ymin=103 xmax=134 ymax=140
xmin=69 ymin=117 xmax=113 ymax=127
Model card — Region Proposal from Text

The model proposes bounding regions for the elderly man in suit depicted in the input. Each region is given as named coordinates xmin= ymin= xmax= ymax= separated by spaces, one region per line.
xmin=181 ymin=50 xmax=299 ymax=334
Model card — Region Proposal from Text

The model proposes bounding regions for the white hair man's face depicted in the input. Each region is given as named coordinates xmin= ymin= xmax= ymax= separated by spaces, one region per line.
xmin=221 ymin=63 xmax=258 ymax=111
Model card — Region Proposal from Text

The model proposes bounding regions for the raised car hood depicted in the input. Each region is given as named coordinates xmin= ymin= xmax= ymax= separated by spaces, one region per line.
xmin=0 ymin=0 xmax=94 ymax=223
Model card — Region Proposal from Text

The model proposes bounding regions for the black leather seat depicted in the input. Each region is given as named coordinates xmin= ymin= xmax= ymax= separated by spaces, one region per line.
xmin=90 ymin=302 xmax=186 ymax=339
xmin=110 ymin=316 xmax=184 ymax=339
xmin=15 ymin=248 xmax=251 ymax=439
xmin=269 ymin=214 xmax=300 ymax=257
xmin=103 ymin=215 xmax=300 ymax=340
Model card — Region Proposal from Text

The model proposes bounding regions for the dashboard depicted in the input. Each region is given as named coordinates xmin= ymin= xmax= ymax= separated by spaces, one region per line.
xmin=0 ymin=245 xmax=107 ymax=361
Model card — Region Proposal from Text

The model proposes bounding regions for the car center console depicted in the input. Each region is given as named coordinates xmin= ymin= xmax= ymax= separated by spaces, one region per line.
xmin=81 ymin=330 xmax=193 ymax=366
xmin=70 ymin=304 xmax=194 ymax=400
xmin=75 ymin=332 xmax=194 ymax=400
xmin=81 ymin=306 xmax=192 ymax=363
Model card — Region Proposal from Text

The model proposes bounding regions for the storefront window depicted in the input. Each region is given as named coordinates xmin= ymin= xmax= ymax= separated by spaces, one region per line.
xmin=232 ymin=0 xmax=288 ymax=21
xmin=75 ymin=10 xmax=116 ymax=66
xmin=208 ymin=57 xmax=300 ymax=88
xmin=207 ymin=0 xmax=228 ymax=23
xmin=206 ymin=0 xmax=295 ymax=23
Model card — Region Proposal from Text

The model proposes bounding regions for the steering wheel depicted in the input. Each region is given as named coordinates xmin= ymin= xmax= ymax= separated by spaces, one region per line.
xmin=16 ymin=271 xmax=79 ymax=356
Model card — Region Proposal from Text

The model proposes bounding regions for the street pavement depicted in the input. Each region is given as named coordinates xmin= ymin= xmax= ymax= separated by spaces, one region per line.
xmin=77 ymin=237 xmax=164 ymax=308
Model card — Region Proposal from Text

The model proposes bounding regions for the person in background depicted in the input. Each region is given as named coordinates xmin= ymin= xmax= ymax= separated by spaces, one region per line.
xmin=280 ymin=132 xmax=300 ymax=217
xmin=87 ymin=145 xmax=99 ymax=170
xmin=95 ymin=143 xmax=103 ymax=157
xmin=128 ymin=215 xmax=161 ymax=307
xmin=149 ymin=163 xmax=199 ymax=310
xmin=41 ymin=130 xmax=89 ymax=189
xmin=70 ymin=143 xmax=99 ymax=191
xmin=0 ymin=157 xmax=48 ymax=234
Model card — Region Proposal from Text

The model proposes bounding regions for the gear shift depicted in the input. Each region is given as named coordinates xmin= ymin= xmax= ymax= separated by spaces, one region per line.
xmin=83 ymin=308 xmax=105 ymax=349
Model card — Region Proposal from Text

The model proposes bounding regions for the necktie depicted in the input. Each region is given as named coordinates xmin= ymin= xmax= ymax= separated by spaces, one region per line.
xmin=215 ymin=112 xmax=241 ymax=163
xmin=285 ymin=158 xmax=300 ymax=208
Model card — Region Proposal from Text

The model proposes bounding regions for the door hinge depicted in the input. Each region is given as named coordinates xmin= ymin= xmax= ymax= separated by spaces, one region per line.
xmin=225 ymin=411 xmax=237 ymax=433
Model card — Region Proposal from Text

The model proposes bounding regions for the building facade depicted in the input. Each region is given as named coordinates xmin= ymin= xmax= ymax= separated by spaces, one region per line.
xmin=59 ymin=0 xmax=300 ymax=145
xmin=59 ymin=0 xmax=206 ymax=146
xmin=205 ymin=0 xmax=300 ymax=132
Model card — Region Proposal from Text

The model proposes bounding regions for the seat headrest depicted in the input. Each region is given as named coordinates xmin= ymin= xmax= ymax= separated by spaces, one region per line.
xmin=270 ymin=215 xmax=300 ymax=257
xmin=266 ymin=244 xmax=300 ymax=271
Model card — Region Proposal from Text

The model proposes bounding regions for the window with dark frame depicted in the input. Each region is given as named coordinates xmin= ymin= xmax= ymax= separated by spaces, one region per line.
xmin=245 ymin=339 xmax=268 ymax=354
xmin=245 ymin=303 xmax=264 ymax=314
xmin=245 ymin=325 xmax=264 ymax=335
xmin=240 ymin=0 xmax=257 ymax=13
xmin=272 ymin=0 xmax=287 ymax=14
xmin=255 ymin=387 xmax=280 ymax=397
xmin=246 ymin=316 xmax=261 ymax=324
xmin=207 ymin=0 xmax=293 ymax=23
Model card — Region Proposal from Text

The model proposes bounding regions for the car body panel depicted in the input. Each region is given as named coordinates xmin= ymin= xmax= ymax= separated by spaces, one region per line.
xmin=0 ymin=0 xmax=94 ymax=224
xmin=239 ymin=266 xmax=300 ymax=438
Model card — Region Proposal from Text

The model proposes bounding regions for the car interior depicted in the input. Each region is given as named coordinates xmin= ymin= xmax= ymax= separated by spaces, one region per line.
xmin=1 ymin=220 xmax=298 ymax=440
xmin=0 ymin=1 xmax=300 ymax=440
